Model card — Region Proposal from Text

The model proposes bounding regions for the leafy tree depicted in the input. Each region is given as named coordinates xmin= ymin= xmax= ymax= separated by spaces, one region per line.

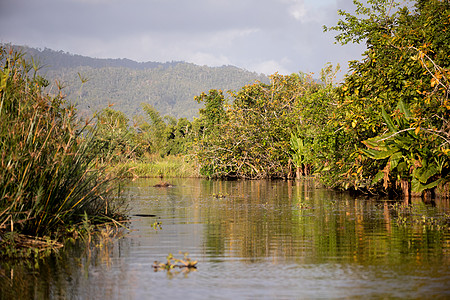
xmin=194 ymin=89 xmax=227 ymax=135
xmin=91 ymin=107 xmax=141 ymax=162
xmin=324 ymin=0 xmax=450 ymax=197
xmin=164 ymin=117 xmax=193 ymax=155
xmin=139 ymin=103 xmax=193 ymax=157
xmin=289 ymin=65 xmax=342 ymax=179
xmin=194 ymin=74 xmax=328 ymax=179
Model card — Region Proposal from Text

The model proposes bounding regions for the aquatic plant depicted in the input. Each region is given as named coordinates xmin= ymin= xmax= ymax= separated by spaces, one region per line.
xmin=151 ymin=220 xmax=162 ymax=230
xmin=152 ymin=252 xmax=198 ymax=271
xmin=0 ymin=45 xmax=125 ymax=255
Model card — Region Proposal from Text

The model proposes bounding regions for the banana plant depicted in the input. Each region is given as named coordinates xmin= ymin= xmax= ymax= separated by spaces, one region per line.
xmin=362 ymin=100 xmax=447 ymax=194
xmin=290 ymin=131 xmax=307 ymax=177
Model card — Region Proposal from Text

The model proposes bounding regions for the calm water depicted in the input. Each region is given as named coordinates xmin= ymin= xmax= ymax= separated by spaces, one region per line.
xmin=1 ymin=178 xmax=450 ymax=299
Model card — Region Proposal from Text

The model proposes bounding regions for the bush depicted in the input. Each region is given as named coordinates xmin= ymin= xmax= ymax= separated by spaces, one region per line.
xmin=0 ymin=46 xmax=123 ymax=239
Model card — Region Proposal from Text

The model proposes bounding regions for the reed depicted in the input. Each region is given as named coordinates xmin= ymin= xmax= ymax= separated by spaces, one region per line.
xmin=0 ymin=46 xmax=124 ymax=244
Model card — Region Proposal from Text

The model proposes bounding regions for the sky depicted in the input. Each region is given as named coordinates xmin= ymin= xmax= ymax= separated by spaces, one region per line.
xmin=0 ymin=0 xmax=366 ymax=79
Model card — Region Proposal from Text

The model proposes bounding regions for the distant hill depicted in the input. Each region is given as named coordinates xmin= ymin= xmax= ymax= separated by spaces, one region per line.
xmin=12 ymin=45 xmax=269 ymax=120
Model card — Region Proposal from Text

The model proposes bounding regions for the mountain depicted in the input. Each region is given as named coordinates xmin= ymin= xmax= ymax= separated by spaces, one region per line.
xmin=12 ymin=45 xmax=269 ymax=120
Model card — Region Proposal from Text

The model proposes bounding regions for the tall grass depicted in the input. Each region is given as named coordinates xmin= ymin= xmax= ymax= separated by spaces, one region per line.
xmin=0 ymin=46 xmax=123 ymax=239
xmin=118 ymin=154 xmax=201 ymax=178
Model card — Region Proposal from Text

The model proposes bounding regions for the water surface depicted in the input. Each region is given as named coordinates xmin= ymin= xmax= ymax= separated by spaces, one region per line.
xmin=1 ymin=178 xmax=449 ymax=299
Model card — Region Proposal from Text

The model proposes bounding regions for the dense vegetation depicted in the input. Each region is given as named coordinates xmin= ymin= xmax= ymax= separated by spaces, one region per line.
xmin=12 ymin=45 xmax=269 ymax=120
xmin=1 ymin=0 xmax=448 ymax=260
xmin=167 ymin=0 xmax=448 ymax=200
xmin=22 ymin=0 xmax=446 ymax=200
xmin=191 ymin=0 xmax=449 ymax=200
xmin=0 ymin=46 xmax=124 ymax=258
xmin=323 ymin=0 xmax=450 ymax=198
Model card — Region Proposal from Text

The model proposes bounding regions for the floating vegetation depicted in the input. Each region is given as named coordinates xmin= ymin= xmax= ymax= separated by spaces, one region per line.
xmin=152 ymin=252 xmax=197 ymax=272
xmin=212 ymin=192 xmax=227 ymax=199
xmin=151 ymin=221 xmax=162 ymax=231
xmin=0 ymin=232 xmax=63 ymax=260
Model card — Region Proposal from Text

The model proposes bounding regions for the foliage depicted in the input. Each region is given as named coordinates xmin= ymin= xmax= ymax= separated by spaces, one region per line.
xmin=324 ymin=0 xmax=450 ymax=196
xmin=90 ymin=107 xmax=143 ymax=162
xmin=12 ymin=44 xmax=269 ymax=120
xmin=139 ymin=103 xmax=167 ymax=155
xmin=362 ymin=101 xmax=448 ymax=194
xmin=194 ymin=89 xmax=227 ymax=135
xmin=194 ymin=73 xmax=334 ymax=179
xmin=0 ymin=46 xmax=124 ymax=242
xmin=138 ymin=103 xmax=194 ymax=157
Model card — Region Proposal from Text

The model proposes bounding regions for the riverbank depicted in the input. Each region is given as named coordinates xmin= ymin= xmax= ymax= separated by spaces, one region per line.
xmin=115 ymin=154 xmax=201 ymax=178
xmin=0 ymin=46 xmax=127 ymax=261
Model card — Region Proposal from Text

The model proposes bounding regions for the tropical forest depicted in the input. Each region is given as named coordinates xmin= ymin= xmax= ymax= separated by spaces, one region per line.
xmin=0 ymin=0 xmax=449 ymax=298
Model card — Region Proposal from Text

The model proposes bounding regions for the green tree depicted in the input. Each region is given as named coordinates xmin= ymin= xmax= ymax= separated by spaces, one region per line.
xmin=195 ymin=74 xmax=327 ymax=179
xmin=92 ymin=107 xmax=140 ymax=162
xmin=138 ymin=103 xmax=193 ymax=157
xmin=140 ymin=103 xmax=167 ymax=155
xmin=194 ymin=89 xmax=227 ymax=136
xmin=325 ymin=0 xmax=450 ymax=197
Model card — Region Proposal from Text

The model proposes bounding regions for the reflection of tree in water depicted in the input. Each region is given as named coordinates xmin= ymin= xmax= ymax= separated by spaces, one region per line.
xmin=201 ymin=179 xmax=450 ymax=265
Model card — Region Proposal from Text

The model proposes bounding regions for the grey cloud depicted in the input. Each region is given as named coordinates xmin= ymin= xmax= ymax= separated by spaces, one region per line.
xmin=0 ymin=0 xmax=366 ymax=77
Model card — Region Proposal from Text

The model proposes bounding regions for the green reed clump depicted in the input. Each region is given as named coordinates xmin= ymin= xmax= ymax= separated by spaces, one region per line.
xmin=0 ymin=46 xmax=124 ymax=243
xmin=119 ymin=154 xmax=200 ymax=178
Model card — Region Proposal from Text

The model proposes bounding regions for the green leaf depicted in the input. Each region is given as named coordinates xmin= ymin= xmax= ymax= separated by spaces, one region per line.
xmin=363 ymin=137 xmax=386 ymax=150
xmin=411 ymin=177 xmax=444 ymax=193
xmin=397 ymin=161 xmax=408 ymax=173
xmin=397 ymin=100 xmax=411 ymax=119
xmin=412 ymin=164 xmax=439 ymax=183
xmin=382 ymin=107 xmax=398 ymax=132
xmin=361 ymin=148 xmax=399 ymax=160
xmin=371 ymin=171 xmax=385 ymax=184
xmin=389 ymin=151 xmax=403 ymax=170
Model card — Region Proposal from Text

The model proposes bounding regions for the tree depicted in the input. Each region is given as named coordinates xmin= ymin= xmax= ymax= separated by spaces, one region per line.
xmin=194 ymin=89 xmax=227 ymax=136
xmin=194 ymin=74 xmax=327 ymax=179
xmin=140 ymin=103 xmax=167 ymax=156
xmin=138 ymin=103 xmax=193 ymax=157
xmin=92 ymin=107 xmax=140 ymax=162
xmin=325 ymin=0 xmax=450 ymax=198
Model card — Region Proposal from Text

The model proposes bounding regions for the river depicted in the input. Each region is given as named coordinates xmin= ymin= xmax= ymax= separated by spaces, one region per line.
xmin=1 ymin=178 xmax=449 ymax=299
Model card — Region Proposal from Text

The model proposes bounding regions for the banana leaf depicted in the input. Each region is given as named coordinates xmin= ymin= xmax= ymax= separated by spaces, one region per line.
xmin=397 ymin=100 xmax=412 ymax=119
xmin=411 ymin=177 xmax=444 ymax=193
xmin=371 ymin=171 xmax=385 ymax=184
xmin=412 ymin=163 xmax=439 ymax=184
xmin=382 ymin=107 xmax=398 ymax=132
xmin=361 ymin=148 xmax=399 ymax=160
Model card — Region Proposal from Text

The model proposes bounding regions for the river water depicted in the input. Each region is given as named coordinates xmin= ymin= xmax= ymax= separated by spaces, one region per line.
xmin=1 ymin=178 xmax=450 ymax=299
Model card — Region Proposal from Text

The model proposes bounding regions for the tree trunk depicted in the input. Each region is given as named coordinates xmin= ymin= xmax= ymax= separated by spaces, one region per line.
xmin=400 ymin=179 xmax=411 ymax=202
xmin=422 ymin=189 xmax=433 ymax=203
xmin=296 ymin=166 xmax=302 ymax=179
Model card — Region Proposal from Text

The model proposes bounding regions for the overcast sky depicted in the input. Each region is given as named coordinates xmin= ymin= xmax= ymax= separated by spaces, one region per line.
xmin=0 ymin=0 xmax=366 ymax=79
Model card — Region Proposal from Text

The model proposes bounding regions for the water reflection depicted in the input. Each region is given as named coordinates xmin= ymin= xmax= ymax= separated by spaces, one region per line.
xmin=1 ymin=178 xmax=449 ymax=299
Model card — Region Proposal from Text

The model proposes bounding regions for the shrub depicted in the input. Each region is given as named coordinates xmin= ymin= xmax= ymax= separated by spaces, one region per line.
xmin=0 ymin=46 xmax=123 ymax=238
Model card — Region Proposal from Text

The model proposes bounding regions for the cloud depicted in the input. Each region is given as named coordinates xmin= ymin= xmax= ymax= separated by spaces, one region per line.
xmin=283 ymin=0 xmax=307 ymax=20
xmin=188 ymin=52 xmax=232 ymax=67
xmin=0 ymin=0 xmax=366 ymax=79
xmin=252 ymin=60 xmax=292 ymax=75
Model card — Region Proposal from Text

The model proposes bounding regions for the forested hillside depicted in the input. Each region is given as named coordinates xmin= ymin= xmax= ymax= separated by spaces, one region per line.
xmin=15 ymin=45 xmax=269 ymax=119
